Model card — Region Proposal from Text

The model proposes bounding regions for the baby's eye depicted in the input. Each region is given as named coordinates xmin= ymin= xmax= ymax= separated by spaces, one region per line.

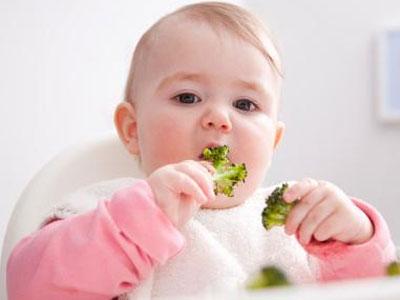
xmin=173 ymin=93 xmax=201 ymax=104
xmin=233 ymin=99 xmax=258 ymax=112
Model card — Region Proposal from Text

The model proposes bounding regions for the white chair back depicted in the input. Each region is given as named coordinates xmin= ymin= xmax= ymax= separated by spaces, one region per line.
xmin=0 ymin=132 xmax=143 ymax=299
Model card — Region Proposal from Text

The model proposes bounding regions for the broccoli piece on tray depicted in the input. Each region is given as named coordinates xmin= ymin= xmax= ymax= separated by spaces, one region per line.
xmin=262 ymin=183 xmax=297 ymax=230
xmin=247 ymin=266 xmax=290 ymax=290
xmin=202 ymin=145 xmax=247 ymax=197
xmin=386 ymin=261 xmax=400 ymax=276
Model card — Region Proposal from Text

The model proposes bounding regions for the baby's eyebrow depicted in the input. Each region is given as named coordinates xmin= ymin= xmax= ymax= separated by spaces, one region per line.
xmin=156 ymin=72 xmax=207 ymax=91
xmin=233 ymin=79 xmax=273 ymax=103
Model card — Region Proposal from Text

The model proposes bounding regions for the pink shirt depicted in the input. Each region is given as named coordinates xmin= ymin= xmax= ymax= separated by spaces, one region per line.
xmin=6 ymin=180 xmax=397 ymax=299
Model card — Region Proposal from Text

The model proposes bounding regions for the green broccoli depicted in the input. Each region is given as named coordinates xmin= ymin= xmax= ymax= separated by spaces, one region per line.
xmin=247 ymin=266 xmax=290 ymax=290
xmin=262 ymin=183 xmax=297 ymax=230
xmin=386 ymin=261 xmax=400 ymax=277
xmin=202 ymin=145 xmax=247 ymax=197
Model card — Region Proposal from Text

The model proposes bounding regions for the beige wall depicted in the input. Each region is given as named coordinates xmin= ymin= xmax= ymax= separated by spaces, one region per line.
xmin=247 ymin=0 xmax=400 ymax=244
xmin=0 ymin=0 xmax=243 ymax=258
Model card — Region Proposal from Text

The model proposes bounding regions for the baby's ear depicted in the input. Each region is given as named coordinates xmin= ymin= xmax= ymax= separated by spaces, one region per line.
xmin=114 ymin=102 xmax=140 ymax=155
xmin=273 ymin=121 xmax=285 ymax=150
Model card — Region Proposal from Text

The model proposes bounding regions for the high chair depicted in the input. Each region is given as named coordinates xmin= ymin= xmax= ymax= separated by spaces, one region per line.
xmin=0 ymin=131 xmax=143 ymax=299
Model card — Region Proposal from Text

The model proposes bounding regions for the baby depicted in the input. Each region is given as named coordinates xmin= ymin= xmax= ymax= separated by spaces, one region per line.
xmin=7 ymin=2 xmax=397 ymax=300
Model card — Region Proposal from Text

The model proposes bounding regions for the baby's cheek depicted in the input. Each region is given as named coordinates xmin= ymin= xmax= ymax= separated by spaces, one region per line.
xmin=242 ymin=126 xmax=274 ymax=160
xmin=140 ymin=115 xmax=192 ymax=171
xmin=239 ymin=128 xmax=275 ymax=186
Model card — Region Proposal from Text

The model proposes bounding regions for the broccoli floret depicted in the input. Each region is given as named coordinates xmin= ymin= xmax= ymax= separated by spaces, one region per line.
xmin=247 ymin=266 xmax=290 ymax=290
xmin=202 ymin=145 xmax=247 ymax=197
xmin=386 ymin=261 xmax=400 ymax=276
xmin=262 ymin=183 xmax=297 ymax=230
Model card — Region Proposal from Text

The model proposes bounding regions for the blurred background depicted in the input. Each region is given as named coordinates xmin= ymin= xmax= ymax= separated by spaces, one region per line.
xmin=1 ymin=0 xmax=399 ymax=262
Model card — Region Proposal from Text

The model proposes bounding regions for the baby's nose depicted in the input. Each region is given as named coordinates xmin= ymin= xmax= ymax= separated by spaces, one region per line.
xmin=205 ymin=121 xmax=231 ymax=132
xmin=201 ymin=109 xmax=232 ymax=133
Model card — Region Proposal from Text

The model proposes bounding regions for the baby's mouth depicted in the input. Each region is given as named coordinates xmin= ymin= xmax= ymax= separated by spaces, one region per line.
xmin=198 ymin=151 xmax=210 ymax=160
xmin=198 ymin=143 xmax=228 ymax=160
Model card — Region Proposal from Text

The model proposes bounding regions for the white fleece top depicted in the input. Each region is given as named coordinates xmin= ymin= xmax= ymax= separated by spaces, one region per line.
xmin=47 ymin=178 xmax=314 ymax=299
xmin=8 ymin=177 xmax=394 ymax=300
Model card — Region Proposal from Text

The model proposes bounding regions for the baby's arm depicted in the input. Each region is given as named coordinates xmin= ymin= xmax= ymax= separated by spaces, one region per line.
xmin=6 ymin=180 xmax=185 ymax=300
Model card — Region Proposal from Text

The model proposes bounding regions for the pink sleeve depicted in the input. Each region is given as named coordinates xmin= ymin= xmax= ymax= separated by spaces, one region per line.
xmin=6 ymin=180 xmax=185 ymax=300
xmin=304 ymin=198 xmax=397 ymax=282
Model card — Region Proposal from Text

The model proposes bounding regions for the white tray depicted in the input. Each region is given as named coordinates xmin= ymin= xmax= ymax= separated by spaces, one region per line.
xmin=169 ymin=276 xmax=400 ymax=300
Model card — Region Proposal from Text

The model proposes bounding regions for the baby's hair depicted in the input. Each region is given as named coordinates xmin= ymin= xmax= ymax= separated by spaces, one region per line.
xmin=124 ymin=1 xmax=282 ymax=104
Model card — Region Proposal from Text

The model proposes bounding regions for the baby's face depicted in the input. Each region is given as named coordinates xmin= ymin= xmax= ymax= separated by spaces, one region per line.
xmin=130 ymin=18 xmax=284 ymax=208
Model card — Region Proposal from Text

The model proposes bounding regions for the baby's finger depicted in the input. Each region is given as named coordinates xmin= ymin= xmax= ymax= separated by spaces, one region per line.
xmin=174 ymin=161 xmax=215 ymax=201
xmin=283 ymin=178 xmax=319 ymax=203
xmin=313 ymin=214 xmax=343 ymax=242
xmin=331 ymin=218 xmax=365 ymax=244
xmin=285 ymin=186 xmax=328 ymax=235
xmin=185 ymin=160 xmax=216 ymax=200
xmin=173 ymin=171 xmax=208 ymax=205
xmin=297 ymin=197 xmax=336 ymax=244
xmin=198 ymin=160 xmax=216 ymax=175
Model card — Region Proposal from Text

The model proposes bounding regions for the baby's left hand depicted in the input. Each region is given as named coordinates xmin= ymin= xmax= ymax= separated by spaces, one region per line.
xmin=283 ymin=178 xmax=374 ymax=245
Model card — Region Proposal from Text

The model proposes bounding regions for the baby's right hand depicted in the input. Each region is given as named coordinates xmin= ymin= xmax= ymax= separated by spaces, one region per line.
xmin=146 ymin=160 xmax=215 ymax=228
